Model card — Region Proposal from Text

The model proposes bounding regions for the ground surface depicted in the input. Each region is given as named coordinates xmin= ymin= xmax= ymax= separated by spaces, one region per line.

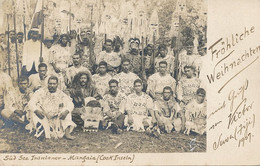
xmin=0 ymin=126 xmax=206 ymax=153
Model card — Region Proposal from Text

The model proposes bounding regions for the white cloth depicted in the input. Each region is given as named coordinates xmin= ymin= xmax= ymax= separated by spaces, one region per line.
xmin=92 ymin=74 xmax=112 ymax=97
xmin=27 ymin=88 xmax=76 ymax=138
xmin=96 ymin=51 xmax=121 ymax=68
xmin=22 ymin=40 xmax=41 ymax=71
xmin=113 ymin=72 xmax=140 ymax=96
xmin=147 ymin=73 xmax=176 ymax=99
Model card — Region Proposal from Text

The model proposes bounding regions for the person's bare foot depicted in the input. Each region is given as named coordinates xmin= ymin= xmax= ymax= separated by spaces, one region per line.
xmin=64 ymin=127 xmax=75 ymax=140
xmin=64 ymin=132 xmax=75 ymax=140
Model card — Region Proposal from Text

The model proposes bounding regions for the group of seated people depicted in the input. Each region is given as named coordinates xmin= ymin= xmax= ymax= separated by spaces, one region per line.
xmin=0 ymin=55 xmax=207 ymax=140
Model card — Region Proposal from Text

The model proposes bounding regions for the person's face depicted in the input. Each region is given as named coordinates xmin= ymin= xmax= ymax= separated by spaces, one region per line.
xmin=109 ymin=82 xmax=118 ymax=95
xmin=44 ymin=41 xmax=52 ymax=49
xmin=81 ymin=31 xmax=88 ymax=40
xmin=184 ymin=67 xmax=193 ymax=78
xmin=134 ymin=82 xmax=142 ymax=93
xmin=99 ymin=65 xmax=107 ymax=75
xmin=70 ymin=30 xmax=77 ymax=39
xmin=17 ymin=34 xmax=23 ymax=42
xmin=38 ymin=66 xmax=47 ymax=78
xmin=80 ymin=74 xmax=88 ymax=86
xmin=185 ymin=45 xmax=194 ymax=55
xmin=130 ymin=42 xmax=139 ymax=50
xmin=31 ymin=32 xmax=39 ymax=40
xmin=147 ymin=47 xmax=153 ymax=55
xmin=19 ymin=80 xmax=28 ymax=93
xmin=72 ymin=54 xmax=81 ymax=66
xmin=163 ymin=89 xmax=172 ymax=101
xmin=159 ymin=48 xmax=167 ymax=57
xmin=198 ymin=48 xmax=206 ymax=56
xmin=121 ymin=61 xmax=130 ymax=73
xmin=159 ymin=63 xmax=167 ymax=75
xmin=196 ymin=93 xmax=205 ymax=103
xmin=48 ymin=79 xmax=58 ymax=93
xmin=9 ymin=31 xmax=15 ymax=40
xmin=105 ymin=42 xmax=113 ymax=52
xmin=61 ymin=36 xmax=68 ymax=45
xmin=0 ymin=34 xmax=5 ymax=42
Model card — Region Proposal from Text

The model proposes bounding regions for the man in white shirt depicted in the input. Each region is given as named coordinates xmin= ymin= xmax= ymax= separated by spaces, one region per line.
xmin=177 ymin=65 xmax=201 ymax=106
xmin=96 ymin=39 xmax=121 ymax=75
xmin=22 ymin=29 xmax=41 ymax=76
xmin=28 ymin=63 xmax=49 ymax=92
xmin=102 ymin=79 xmax=127 ymax=133
xmin=125 ymin=79 xmax=156 ymax=132
xmin=113 ymin=59 xmax=140 ymax=96
xmin=92 ymin=61 xmax=112 ymax=97
xmin=147 ymin=61 xmax=176 ymax=101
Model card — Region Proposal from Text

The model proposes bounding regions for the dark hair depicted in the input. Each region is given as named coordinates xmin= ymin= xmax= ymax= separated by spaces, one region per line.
xmin=17 ymin=32 xmax=23 ymax=36
xmin=108 ymin=79 xmax=119 ymax=86
xmin=121 ymin=58 xmax=131 ymax=64
xmin=59 ymin=34 xmax=69 ymax=44
xmin=158 ymin=44 xmax=167 ymax=50
xmin=72 ymin=53 xmax=82 ymax=58
xmin=38 ymin=63 xmax=47 ymax=69
xmin=134 ymin=79 xmax=143 ymax=86
xmin=163 ymin=86 xmax=173 ymax=94
xmin=159 ymin=60 xmax=168 ymax=66
xmin=105 ymin=39 xmax=113 ymax=44
xmin=19 ymin=75 xmax=29 ymax=83
xmin=48 ymin=75 xmax=58 ymax=83
xmin=99 ymin=61 xmax=108 ymax=67
xmin=183 ymin=65 xmax=195 ymax=70
xmin=196 ymin=88 xmax=206 ymax=96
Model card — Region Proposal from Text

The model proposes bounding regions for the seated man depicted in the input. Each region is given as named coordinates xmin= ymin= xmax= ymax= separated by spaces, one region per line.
xmin=13 ymin=76 xmax=33 ymax=125
xmin=92 ymin=61 xmax=112 ymax=97
xmin=69 ymin=71 xmax=101 ymax=126
xmin=28 ymin=63 xmax=49 ymax=92
xmin=113 ymin=59 xmax=140 ymax=96
xmin=0 ymin=71 xmax=23 ymax=128
xmin=147 ymin=61 xmax=176 ymax=101
xmin=101 ymin=79 xmax=127 ymax=133
xmin=27 ymin=76 xmax=76 ymax=139
xmin=154 ymin=86 xmax=184 ymax=133
xmin=177 ymin=65 xmax=201 ymax=107
xmin=125 ymin=79 xmax=156 ymax=132
xmin=184 ymin=88 xmax=207 ymax=135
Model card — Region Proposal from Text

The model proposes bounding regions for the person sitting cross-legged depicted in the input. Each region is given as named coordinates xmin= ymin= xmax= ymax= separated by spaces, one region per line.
xmin=27 ymin=76 xmax=76 ymax=140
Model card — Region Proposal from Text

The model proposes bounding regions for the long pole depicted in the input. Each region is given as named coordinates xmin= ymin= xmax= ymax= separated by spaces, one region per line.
xmin=152 ymin=31 xmax=156 ymax=73
xmin=89 ymin=5 xmax=95 ymax=69
xmin=13 ymin=0 xmax=20 ymax=82
xmin=175 ymin=15 xmax=182 ymax=81
xmin=40 ymin=0 xmax=44 ymax=63
xmin=7 ymin=15 xmax=11 ymax=76
xmin=141 ymin=36 xmax=145 ymax=80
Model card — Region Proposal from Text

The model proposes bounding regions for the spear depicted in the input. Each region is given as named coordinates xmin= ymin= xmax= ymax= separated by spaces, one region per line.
xmin=141 ymin=36 xmax=145 ymax=80
xmin=39 ymin=0 xmax=44 ymax=63
xmin=151 ymin=31 xmax=156 ymax=73
xmin=7 ymin=14 xmax=11 ymax=76
xmin=89 ymin=5 xmax=95 ymax=70
xmin=174 ymin=15 xmax=182 ymax=81
xmin=13 ymin=0 xmax=20 ymax=82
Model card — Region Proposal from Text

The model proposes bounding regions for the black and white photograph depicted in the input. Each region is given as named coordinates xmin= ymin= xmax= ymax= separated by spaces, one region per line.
xmin=0 ymin=0 xmax=207 ymax=154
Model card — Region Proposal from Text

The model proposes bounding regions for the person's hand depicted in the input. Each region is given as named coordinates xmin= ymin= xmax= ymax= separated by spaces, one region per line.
xmin=34 ymin=109 xmax=45 ymax=119
xmin=59 ymin=110 xmax=69 ymax=120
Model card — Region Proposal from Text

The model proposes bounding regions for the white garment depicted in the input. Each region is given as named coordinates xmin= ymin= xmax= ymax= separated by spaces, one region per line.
xmin=113 ymin=72 xmax=140 ymax=95
xmin=22 ymin=40 xmax=41 ymax=71
xmin=92 ymin=74 xmax=112 ymax=97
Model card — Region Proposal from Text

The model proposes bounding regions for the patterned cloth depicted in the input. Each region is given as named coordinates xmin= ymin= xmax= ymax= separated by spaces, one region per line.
xmin=147 ymin=73 xmax=176 ymax=100
xmin=113 ymin=72 xmax=140 ymax=96
xmin=92 ymin=73 xmax=112 ymax=97
xmin=0 ymin=72 xmax=16 ymax=119
xmin=27 ymin=87 xmax=76 ymax=139
xmin=125 ymin=92 xmax=154 ymax=131
xmin=177 ymin=77 xmax=201 ymax=104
